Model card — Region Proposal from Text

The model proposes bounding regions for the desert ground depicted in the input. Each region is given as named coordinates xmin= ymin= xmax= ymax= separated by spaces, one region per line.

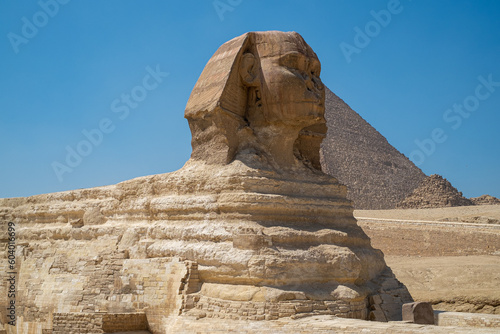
xmin=355 ymin=205 xmax=500 ymax=314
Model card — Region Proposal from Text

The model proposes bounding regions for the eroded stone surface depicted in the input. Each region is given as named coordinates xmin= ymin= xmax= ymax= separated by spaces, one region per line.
xmin=403 ymin=302 xmax=435 ymax=325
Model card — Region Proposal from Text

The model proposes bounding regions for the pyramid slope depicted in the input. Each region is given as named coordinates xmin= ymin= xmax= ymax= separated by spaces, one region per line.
xmin=321 ymin=88 xmax=426 ymax=209
xmin=397 ymin=174 xmax=473 ymax=209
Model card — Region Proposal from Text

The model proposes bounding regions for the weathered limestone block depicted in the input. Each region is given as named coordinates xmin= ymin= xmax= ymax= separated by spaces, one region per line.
xmin=403 ymin=302 xmax=435 ymax=325
xmin=82 ymin=206 xmax=106 ymax=226
xmin=367 ymin=267 xmax=413 ymax=322
xmin=233 ymin=234 xmax=272 ymax=250
xmin=51 ymin=312 xmax=148 ymax=334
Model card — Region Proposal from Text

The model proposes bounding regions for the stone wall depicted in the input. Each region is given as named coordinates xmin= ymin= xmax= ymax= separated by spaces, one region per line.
xmin=358 ymin=219 xmax=500 ymax=256
xmin=0 ymin=227 xmax=188 ymax=334
xmin=51 ymin=312 xmax=147 ymax=334
xmin=52 ymin=313 xmax=102 ymax=334
xmin=368 ymin=269 xmax=414 ymax=322
xmin=188 ymin=296 xmax=368 ymax=320
xmin=102 ymin=313 xmax=148 ymax=332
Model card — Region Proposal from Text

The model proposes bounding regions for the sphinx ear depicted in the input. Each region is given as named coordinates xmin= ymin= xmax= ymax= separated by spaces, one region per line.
xmin=239 ymin=53 xmax=260 ymax=87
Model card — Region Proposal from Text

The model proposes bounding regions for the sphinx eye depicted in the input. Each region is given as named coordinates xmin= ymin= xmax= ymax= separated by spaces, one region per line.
xmin=280 ymin=53 xmax=307 ymax=71
xmin=280 ymin=54 xmax=298 ymax=68
xmin=310 ymin=62 xmax=321 ymax=77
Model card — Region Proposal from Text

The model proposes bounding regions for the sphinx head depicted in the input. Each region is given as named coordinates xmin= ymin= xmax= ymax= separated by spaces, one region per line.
xmin=185 ymin=31 xmax=326 ymax=170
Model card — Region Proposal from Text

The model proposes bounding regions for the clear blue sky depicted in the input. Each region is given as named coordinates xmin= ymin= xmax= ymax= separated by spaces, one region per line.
xmin=1 ymin=0 xmax=499 ymax=199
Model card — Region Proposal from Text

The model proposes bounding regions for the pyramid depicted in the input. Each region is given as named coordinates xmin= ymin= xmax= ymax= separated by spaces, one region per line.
xmin=470 ymin=194 xmax=500 ymax=205
xmin=321 ymin=88 xmax=426 ymax=209
xmin=397 ymin=174 xmax=473 ymax=209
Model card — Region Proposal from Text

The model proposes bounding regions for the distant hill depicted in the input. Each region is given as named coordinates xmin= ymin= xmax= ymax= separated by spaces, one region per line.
xmin=320 ymin=88 xmax=426 ymax=209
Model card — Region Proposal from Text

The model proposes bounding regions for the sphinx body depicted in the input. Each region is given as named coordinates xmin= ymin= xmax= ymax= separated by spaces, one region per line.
xmin=0 ymin=31 xmax=411 ymax=333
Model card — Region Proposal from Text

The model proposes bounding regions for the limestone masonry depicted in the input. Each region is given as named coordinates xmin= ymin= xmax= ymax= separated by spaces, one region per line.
xmin=0 ymin=31 xmax=412 ymax=333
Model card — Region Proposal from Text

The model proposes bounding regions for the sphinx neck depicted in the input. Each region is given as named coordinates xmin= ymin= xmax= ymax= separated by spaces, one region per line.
xmin=253 ymin=123 xmax=302 ymax=169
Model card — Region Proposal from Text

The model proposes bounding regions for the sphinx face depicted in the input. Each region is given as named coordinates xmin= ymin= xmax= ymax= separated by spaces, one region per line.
xmin=254 ymin=33 xmax=326 ymax=128
xmin=185 ymin=31 xmax=328 ymax=167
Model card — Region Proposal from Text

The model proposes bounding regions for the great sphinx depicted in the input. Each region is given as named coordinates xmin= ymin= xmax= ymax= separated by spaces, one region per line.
xmin=0 ymin=31 xmax=412 ymax=333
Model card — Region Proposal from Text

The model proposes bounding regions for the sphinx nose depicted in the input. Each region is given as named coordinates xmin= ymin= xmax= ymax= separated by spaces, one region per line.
xmin=305 ymin=76 xmax=315 ymax=91
xmin=305 ymin=75 xmax=324 ymax=95
xmin=313 ymin=77 xmax=324 ymax=91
